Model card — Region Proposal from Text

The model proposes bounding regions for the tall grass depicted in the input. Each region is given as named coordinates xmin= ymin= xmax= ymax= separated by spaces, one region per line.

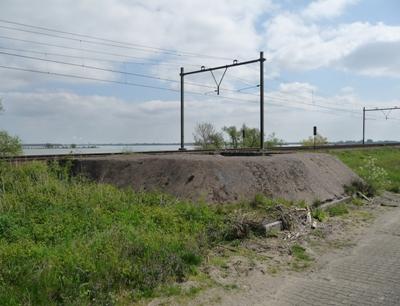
xmin=0 ymin=161 xmax=229 ymax=305
xmin=332 ymin=147 xmax=400 ymax=193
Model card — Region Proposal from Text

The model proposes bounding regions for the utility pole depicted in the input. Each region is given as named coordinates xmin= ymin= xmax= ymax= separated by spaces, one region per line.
xmin=179 ymin=67 xmax=185 ymax=150
xmin=260 ymin=51 xmax=265 ymax=150
xmin=362 ymin=106 xmax=399 ymax=144
xmin=179 ymin=52 xmax=266 ymax=150
xmin=362 ymin=107 xmax=365 ymax=145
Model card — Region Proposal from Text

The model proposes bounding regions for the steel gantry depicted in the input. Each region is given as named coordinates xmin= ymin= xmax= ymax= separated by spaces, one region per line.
xmin=363 ymin=106 xmax=400 ymax=144
xmin=179 ymin=52 xmax=266 ymax=150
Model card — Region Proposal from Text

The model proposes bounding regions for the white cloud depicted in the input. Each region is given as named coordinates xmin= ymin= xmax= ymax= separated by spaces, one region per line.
xmin=0 ymin=0 xmax=399 ymax=145
xmin=302 ymin=0 xmax=359 ymax=20
xmin=1 ymin=86 xmax=398 ymax=144
xmin=339 ymin=41 xmax=400 ymax=77
xmin=264 ymin=14 xmax=400 ymax=72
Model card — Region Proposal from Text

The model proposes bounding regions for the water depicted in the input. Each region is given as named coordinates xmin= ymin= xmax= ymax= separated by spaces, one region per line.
xmin=23 ymin=145 xmax=195 ymax=156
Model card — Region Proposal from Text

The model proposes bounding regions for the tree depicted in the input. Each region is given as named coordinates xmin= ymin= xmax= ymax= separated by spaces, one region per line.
xmin=193 ymin=122 xmax=224 ymax=149
xmin=265 ymin=132 xmax=284 ymax=148
xmin=0 ymin=99 xmax=23 ymax=156
xmin=0 ymin=131 xmax=22 ymax=157
xmin=301 ymin=134 xmax=328 ymax=146
xmin=222 ymin=126 xmax=241 ymax=148
xmin=241 ymin=124 xmax=260 ymax=148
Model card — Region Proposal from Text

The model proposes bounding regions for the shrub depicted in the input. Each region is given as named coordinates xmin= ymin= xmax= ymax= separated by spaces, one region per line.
xmin=193 ymin=122 xmax=224 ymax=149
xmin=344 ymin=180 xmax=376 ymax=197
xmin=0 ymin=130 xmax=22 ymax=156
xmin=301 ymin=134 xmax=328 ymax=146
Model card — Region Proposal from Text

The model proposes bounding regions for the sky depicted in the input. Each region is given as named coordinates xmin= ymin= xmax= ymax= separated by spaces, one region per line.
xmin=0 ymin=0 xmax=399 ymax=144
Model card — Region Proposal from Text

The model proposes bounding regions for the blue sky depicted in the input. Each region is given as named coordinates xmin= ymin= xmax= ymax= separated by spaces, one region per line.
xmin=0 ymin=0 xmax=399 ymax=143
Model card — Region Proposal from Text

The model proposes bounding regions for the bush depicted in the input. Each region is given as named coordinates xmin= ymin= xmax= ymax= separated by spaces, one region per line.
xmin=265 ymin=132 xmax=284 ymax=148
xmin=0 ymin=130 xmax=22 ymax=156
xmin=193 ymin=122 xmax=224 ymax=149
xmin=344 ymin=180 xmax=376 ymax=198
xmin=301 ymin=134 xmax=328 ymax=146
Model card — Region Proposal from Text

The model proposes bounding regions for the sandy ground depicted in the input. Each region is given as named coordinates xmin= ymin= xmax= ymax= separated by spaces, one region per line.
xmin=147 ymin=192 xmax=400 ymax=306
xmin=73 ymin=153 xmax=359 ymax=204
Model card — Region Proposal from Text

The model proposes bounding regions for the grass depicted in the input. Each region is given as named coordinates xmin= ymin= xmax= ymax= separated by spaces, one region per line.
xmin=290 ymin=244 xmax=312 ymax=262
xmin=0 ymin=161 xmax=233 ymax=305
xmin=326 ymin=204 xmax=349 ymax=217
xmin=290 ymin=244 xmax=312 ymax=271
xmin=312 ymin=208 xmax=328 ymax=222
xmin=332 ymin=147 xmax=400 ymax=192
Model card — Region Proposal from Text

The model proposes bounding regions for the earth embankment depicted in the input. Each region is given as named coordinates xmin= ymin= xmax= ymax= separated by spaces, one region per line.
xmin=72 ymin=153 xmax=360 ymax=203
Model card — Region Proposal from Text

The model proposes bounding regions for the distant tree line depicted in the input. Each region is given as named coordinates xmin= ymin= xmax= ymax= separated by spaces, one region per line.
xmin=193 ymin=122 xmax=330 ymax=149
xmin=193 ymin=122 xmax=285 ymax=149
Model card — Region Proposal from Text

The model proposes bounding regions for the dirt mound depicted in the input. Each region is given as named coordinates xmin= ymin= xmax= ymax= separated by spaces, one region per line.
xmin=72 ymin=153 xmax=360 ymax=204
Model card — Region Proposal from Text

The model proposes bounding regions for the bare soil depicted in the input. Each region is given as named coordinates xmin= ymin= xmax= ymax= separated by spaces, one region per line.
xmin=73 ymin=152 xmax=360 ymax=204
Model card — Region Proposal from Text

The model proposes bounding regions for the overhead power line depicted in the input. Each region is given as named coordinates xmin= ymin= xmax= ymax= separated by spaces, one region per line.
xmin=0 ymin=64 xmax=385 ymax=120
xmin=0 ymin=19 xmax=233 ymax=61
xmin=0 ymin=63 xmax=365 ymax=117
xmin=0 ymin=64 xmax=181 ymax=93
xmin=0 ymin=50 xmax=255 ymax=92
xmin=0 ymin=35 xmax=199 ymax=67
xmin=0 ymin=50 xmax=182 ymax=83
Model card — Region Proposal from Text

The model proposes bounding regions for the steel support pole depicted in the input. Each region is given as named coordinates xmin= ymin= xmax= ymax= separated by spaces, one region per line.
xmin=362 ymin=107 xmax=365 ymax=145
xmin=180 ymin=67 xmax=185 ymax=150
xmin=260 ymin=51 xmax=264 ymax=150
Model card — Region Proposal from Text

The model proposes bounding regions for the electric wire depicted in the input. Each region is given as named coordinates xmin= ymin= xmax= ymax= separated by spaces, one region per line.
xmin=0 ymin=19 xmax=233 ymax=61
xmin=0 ymin=35 xmax=199 ymax=67
xmin=0 ymin=64 xmax=391 ymax=121
xmin=0 ymin=50 xmax=253 ymax=92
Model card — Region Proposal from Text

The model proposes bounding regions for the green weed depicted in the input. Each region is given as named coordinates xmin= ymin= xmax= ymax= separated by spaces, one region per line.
xmin=0 ymin=161 xmax=232 ymax=305
xmin=312 ymin=208 xmax=328 ymax=222
xmin=332 ymin=148 xmax=400 ymax=193
xmin=327 ymin=204 xmax=349 ymax=217
xmin=290 ymin=244 xmax=312 ymax=261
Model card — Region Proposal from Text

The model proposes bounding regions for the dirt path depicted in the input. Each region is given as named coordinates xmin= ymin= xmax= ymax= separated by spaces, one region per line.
xmin=180 ymin=193 xmax=400 ymax=306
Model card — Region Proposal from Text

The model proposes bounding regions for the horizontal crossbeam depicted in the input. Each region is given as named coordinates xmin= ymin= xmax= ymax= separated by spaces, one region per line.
xmin=181 ymin=58 xmax=264 ymax=76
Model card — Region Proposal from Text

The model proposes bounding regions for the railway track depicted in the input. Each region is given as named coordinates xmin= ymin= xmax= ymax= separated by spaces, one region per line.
xmin=3 ymin=142 xmax=400 ymax=163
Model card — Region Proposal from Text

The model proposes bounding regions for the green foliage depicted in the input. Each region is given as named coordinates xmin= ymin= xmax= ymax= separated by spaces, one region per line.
xmin=312 ymin=209 xmax=327 ymax=222
xmin=265 ymin=132 xmax=284 ymax=148
xmin=301 ymin=134 xmax=328 ymax=146
xmin=0 ymin=130 xmax=22 ymax=156
xmin=0 ymin=100 xmax=22 ymax=157
xmin=333 ymin=148 xmax=400 ymax=193
xmin=0 ymin=161 xmax=232 ymax=305
xmin=222 ymin=124 xmax=263 ymax=149
xmin=351 ymin=198 xmax=364 ymax=207
xmin=241 ymin=124 xmax=260 ymax=148
xmin=193 ymin=122 xmax=224 ymax=149
xmin=358 ymin=156 xmax=390 ymax=191
xmin=344 ymin=180 xmax=376 ymax=197
xmin=222 ymin=126 xmax=241 ymax=149
xmin=327 ymin=204 xmax=349 ymax=217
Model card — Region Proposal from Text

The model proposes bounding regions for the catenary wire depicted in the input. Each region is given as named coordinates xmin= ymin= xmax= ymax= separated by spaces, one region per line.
xmin=0 ymin=19 xmax=234 ymax=61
